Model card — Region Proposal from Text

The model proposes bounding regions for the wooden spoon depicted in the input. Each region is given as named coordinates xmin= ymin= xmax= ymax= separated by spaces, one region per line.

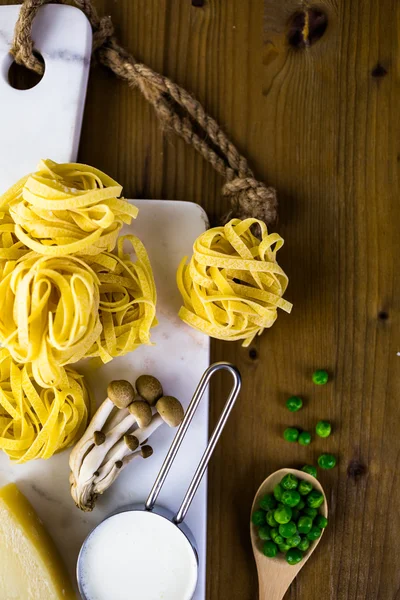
xmin=250 ymin=468 xmax=328 ymax=600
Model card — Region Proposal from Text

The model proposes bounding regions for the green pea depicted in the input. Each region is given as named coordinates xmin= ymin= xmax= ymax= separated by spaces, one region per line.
xmin=291 ymin=508 xmax=300 ymax=521
xmin=286 ymin=547 xmax=303 ymax=565
xmin=259 ymin=494 xmax=277 ymax=511
xmin=307 ymin=526 xmax=322 ymax=541
xmin=303 ymin=507 xmax=318 ymax=519
xmin=318 ymin=453 xmax=337 ymax=470
xmin=279 ymin=543 xmax=291 ymax=553
xmin=298 ymin=480 xmax=313 ymax=496
xmin=258 ymin=526 xmax=272 ymax=540
xmin=273 ymin=484 xmax=284 ymax=501
xmin=252 ymin=509 xmax=266 ymax=526
xmin=263 ymin=540 xmax=278 ymax=558
xmin=281 ymin=490 xmax=301 ymax=507
xmin=297 ymin=516 xmax=313 ymax=534
xmin=279 ymin=521 xmax=297 ymax=538
xmin=315 ymin=515 xmax=328 ymax=529
xmin=283 ymin=428 xmax=299 ymax=442
xmin=270 ymin=528 xmax=284 ymax=545
xmin=306 ymin=490 xmax=324 ymax=509
xmin=266 ymin=511 xmax=278 ymax=527
xmin=297 ymin=499 xmax=306 ymax=510
xmin=312 ymin=369 xmax=329 ymax=385
xmin=287 ymin=533 xmax=301 ymax=548
xmin=316 ymin=420 xmax=331 ymax=438
xmin=274 ymin=505 xmax=292 ymax=524
xmin=298 ymin=431 xmax=311 ymax=446
xmin=302 ymin=465 xmax=317 ymax=478
xmin=280 ymin=474 xmax=299 ymax=490
xmin=286 ymin=396 xmax=303 ymax=412
xmin=298 ymin=536 xmax=310 ymax=552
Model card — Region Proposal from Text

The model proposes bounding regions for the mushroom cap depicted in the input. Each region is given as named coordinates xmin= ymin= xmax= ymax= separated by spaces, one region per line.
xmin=124 ymin=434 xmax=139 ymax=452
xmin=135 ymin=375 xmax=163 ymax=406
xmin=156 ymin=396 xmax=184 ymax=428
xmin=128 ymin=401 xmax=152 ymax=428
xmin=141 ymin=445 xmax=153 ymax=459
xmin=107 ymin=380 xmax=135 ymax=409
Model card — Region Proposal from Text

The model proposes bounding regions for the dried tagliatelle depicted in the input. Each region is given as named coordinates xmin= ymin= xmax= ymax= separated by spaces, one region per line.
xmin=0 ymin=349 xmax=92 ymax=463
xmin=0 ymin=211 xmax=29 ymax=277
xmin=0 ymin=254 xmax=101 ymax=388
xmin=1 ymin=159 xmax=138 ymax=257
xmin=84 ymin=234 xmax=157 ymax=362
xmin=177 ymin=218 xmax=293 ymax=346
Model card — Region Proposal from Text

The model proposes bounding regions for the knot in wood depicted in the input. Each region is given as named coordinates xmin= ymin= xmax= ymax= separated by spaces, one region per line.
xmin=222 ymin=177 xmax=278 ymax=226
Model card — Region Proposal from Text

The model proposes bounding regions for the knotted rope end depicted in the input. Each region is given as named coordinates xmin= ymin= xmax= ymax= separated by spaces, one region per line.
xmin=222 ymin=177 xmax=278 ymax=228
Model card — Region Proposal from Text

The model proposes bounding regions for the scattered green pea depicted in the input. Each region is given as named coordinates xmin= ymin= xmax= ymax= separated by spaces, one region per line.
xmin=307 ymin=526 xmax=322 ymax=541
xmin=298 ymin=480 xmax=313 ymax=496
xmin=306 ymin=490 xmax=324 ymax=508
xmin=314 ymin=515 xmax=328 ymax=529
xmin=302 ymin=465 xmax=317 ymax=478
xmin=287 ymin=533 xmax=301 ymax=548
xmin=312 ymin=369 xmax=329 ymax=385
xmin=274 ymin=505 xmax=292 ymax=524
xmin=273 ymin=484 xmax=284 ymax=501
xmin=291 ymin=508 xmax=300 ymax=521
xmin=266 ymin=511 xmax=278 ymax=528
xmin=254 ymin=475 xmax=328 ymax=562
xmin=270 ymin=528 xmax=284 ymax=545
xmin=316 ymin=420 xmax=331 ymax=438
xmin=318 ymin=453 xmax=337 ymax=470
xmin=298 ymin=536 xmax=310 ymax=552
xmin=286 ymin=396 xmax=303 ymax=412
xmin=263 ymin=540 xmax=278 ymax=558
xmin=252 ymin=509 xmax=266 ymax=526
xmin=283 ymin=428 xmax=299 ymax=443
xmin=258 ymin=526 xmax=272 ymax=540
xmin=297 ymin=516 xmax=313 ymax=534
xmin=279 ymin=521 xmax=297 ymax=539
xmin=286 ymin=547 xmax=303 ymax=565
xmin=281 ymin=490 xmax=301 ymax=507
xmin=298 ymin=431 xmax=311 ymax=446
xmin=280 ymin=474 xmax=299 ymax=490
xmin=303 ymin=507 xmax=318 ymax=519
xmin=259 ymin=494 xmax=277 ymax=511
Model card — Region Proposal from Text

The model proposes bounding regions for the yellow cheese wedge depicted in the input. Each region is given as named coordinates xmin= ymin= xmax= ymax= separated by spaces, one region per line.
xmin=0 ymin=483 xmax=75 ymax=599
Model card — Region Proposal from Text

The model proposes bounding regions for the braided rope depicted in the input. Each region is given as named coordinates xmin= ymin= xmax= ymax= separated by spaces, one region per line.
xmin=11 ymin=0 xmax=278 ymax=226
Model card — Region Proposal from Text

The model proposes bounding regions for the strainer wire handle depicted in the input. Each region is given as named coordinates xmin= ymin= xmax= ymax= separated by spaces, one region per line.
xmin=145 ymin=362 xmax=241 ymax=524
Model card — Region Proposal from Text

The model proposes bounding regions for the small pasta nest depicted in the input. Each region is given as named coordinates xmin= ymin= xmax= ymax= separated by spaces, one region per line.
xmin=2 ymin=159 xmax=138 ymax=257
xmin=0 ymin=253 xmax=102 ymax=388
xmin=177 ymin=218 xmax=292 ymax=346
xmin=0 ymin=349 xmax=92 ymax=463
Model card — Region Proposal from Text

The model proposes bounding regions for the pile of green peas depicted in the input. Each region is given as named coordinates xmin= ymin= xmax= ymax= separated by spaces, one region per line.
xmin=252 ymin=473 xmax=328 ymax=566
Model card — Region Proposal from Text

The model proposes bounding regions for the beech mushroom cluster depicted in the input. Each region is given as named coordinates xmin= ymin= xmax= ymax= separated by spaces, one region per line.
xmin=69 ymin=375 xmax=184 ymax=511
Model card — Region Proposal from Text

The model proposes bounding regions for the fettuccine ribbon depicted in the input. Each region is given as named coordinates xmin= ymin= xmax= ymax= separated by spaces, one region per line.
xmin=0 ymin=253 xmax=101 ymax=387
xmin=0 ymin=349 xmax=92 ymax=463
xmin=1 ymin=159 xmax=138 ymax=257
xmin=177 ymin=218 xmax=292 ymax=346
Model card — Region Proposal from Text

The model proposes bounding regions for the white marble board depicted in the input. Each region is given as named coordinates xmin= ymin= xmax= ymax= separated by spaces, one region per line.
xmin=0 ymin=5 xmax=210 ymax=600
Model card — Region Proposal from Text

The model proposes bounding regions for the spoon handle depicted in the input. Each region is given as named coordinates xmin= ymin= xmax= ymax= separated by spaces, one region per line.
xmin=256 ymin=562 xmax=296 ymax=600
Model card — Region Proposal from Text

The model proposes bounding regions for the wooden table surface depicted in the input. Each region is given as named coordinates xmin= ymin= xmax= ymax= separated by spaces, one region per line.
xmin=3 ymin=0 xmax=400 ymax=598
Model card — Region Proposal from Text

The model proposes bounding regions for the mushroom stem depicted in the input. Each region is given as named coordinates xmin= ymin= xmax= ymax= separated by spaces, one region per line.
xmin=77 ymin=413 xmax=137 ymax=486
xmin=101 ymin=414 xmax=163 ymax=469
xmin=69 ymin=397 xmax=115 ymax=480
xmin=93 ymin=446 xmax=154 ymax=495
